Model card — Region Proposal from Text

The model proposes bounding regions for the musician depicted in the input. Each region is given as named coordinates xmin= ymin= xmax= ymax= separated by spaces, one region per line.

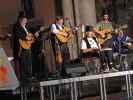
xmin=96 ymin=14 xmax=113 ymax=47
xmin=81 ymin=25 xmax=100 ymax=74
xmin=51 ymin=16 xmax=70 ymax=78
xmin=14 ymin=16 xmax=38 ymax=82
xmin=113 ymin=30 xmax=132 ymax=53
xmin=95 ymin=14 xmax=118 ymax=72
xmin=12 ymin=11 xmax=25 ymax=78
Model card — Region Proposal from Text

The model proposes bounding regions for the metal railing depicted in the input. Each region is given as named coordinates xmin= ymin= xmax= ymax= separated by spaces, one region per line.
xmin=40 ymin=70 xmax=133 ymax=100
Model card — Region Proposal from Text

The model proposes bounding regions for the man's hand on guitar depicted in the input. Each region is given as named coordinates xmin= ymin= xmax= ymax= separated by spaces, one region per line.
xmin=34 ymin=32 xmax=39 ymax=38
xmin=26 ymin=36 xmax=31 ymax=41
xmin=25 ymin=33 xmax=33 ymax=41
xmin=59 ymin=32 xmax=68 ymax=37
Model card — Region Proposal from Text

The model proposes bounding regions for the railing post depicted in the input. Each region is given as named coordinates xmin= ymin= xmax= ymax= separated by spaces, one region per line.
xmin=126 ymin=74 xmax=132 ymax=99
xmin=70 ymin=83 xmax=74 ymax=100
xmin=53 ymin=86 xmax=56 ymax=100
xmin=40 ymin=86 xmax=44 ymax=100
xmin=24 ymin=87 xmax=28 ymax=100
xmin=103 ymin=78 xmax=107 ymax=100
xmin=99 ymin=78 xmax=107 ymax=100
xmin=49 ymin=86 xmax=53 ymax=100
xmin=128 ymin=74 xmax=132 ymax=97
xmin=20 ymin=86 xmax=24 ymax=100
xmin=73 ymin=82 xmax=78 ymax=100
xmin=100 ymin=78 xmax=104 ymax=100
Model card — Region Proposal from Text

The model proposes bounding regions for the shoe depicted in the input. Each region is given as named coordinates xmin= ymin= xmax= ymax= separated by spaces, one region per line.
xmin=110 ymin=67 xmax=119 ymax=72
xmin=103 ymin=68 xmax=110 ymax=73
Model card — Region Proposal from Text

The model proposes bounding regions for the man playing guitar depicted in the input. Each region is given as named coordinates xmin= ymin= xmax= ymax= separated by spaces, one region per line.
xmin=95 ymin=14 xmax=118 ymax=72
xmin=51 ymin=16 xmax=70 ymax=78
xmin=14 ymin=16 xmax=39 ymax=82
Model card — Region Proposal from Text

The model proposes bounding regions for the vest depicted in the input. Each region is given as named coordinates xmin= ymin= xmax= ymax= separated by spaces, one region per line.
xmin=81 ymin=37 xmax=99 ymax=58
xmin=51 ymin=24 xmax=65 ymax=45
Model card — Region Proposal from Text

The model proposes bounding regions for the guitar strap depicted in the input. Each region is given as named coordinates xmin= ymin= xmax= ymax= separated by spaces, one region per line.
xmin=83 ymin=37 xmax=99 ymax=48
xmin=83 ymin=37 xmax=91 ymax=48
xmin=82 ymin=37 xmax=99 ymax=58
xmin=55 ymin=24 xmax=60 ymax=30
xmin=55 ymin=24 xmax=65 ymax=31
xmin=54 ymin=24 xmax=62 ymax=50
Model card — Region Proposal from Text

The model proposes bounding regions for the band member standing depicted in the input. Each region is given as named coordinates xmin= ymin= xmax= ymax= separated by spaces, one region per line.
xmin=81 ymin=25 xmax=101 ymax=74
xmin=14 ymin=16 xmax=38 ymax=82
xmin=51 ymin=16 xmax=70 ymax=78
xmin=95 ymin=14 xmax=118 ymax=72
xmin=12 ymin=11 xmax=25 ymax=78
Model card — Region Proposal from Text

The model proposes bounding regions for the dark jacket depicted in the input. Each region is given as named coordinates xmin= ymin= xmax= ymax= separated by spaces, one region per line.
xmin=13 ymin=24 xmax=29 ymax=59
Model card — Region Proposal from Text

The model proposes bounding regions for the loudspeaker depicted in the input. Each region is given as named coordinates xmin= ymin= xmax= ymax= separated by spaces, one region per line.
xmin=65 ymin=63 xmax=87 ymax=76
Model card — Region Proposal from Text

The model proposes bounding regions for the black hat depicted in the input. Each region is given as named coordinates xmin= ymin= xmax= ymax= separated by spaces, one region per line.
xmin=102 ymin=9 xmax=109 ymax=15
xmin=85 ymin=25 xmax=93 ymax=32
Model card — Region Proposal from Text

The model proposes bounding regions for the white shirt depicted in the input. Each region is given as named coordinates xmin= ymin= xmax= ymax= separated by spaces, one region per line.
xmin=81 ymin=37 xmax=99 ymax=49
xmin=22 ymin=25 xmax=29 ymax=35
xmin=51 ymin=24 xmax=63 ymax=34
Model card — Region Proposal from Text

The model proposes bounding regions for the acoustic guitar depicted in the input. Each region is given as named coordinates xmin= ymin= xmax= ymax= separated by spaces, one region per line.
xmin=97 ymin=24 xmax=128 ymax=45
xmin=19 ymin=26 xmax=45 ymax=49
xmin=97 ymin=28 xmax=112 ymax=45
xmin=55 ymin=26 xmax=72 ymax=43
xmin=55 ymin=50 xmax=63 ymax=64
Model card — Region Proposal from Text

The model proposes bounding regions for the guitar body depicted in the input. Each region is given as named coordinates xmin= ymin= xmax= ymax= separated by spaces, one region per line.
xmin=98 ymin=28 xmax=112 ymax=45
xmin=56 ymin=34 xmax=71 ymax=43
xmin=55 ymin=50 xmax=63 ymax=64
xmin=19 ymin=33 xmax=34 ymax=49
xmin=56 ymin=27 xmax=71 ymax=43
xmin=19 ymin=26 xmax=45 ymax=49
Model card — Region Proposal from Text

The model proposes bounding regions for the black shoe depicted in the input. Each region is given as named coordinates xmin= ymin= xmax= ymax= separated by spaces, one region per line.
xmin=109 ymin=63 xmax=119 ymax=72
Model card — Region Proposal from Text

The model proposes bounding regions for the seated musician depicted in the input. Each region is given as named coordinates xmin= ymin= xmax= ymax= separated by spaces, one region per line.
xmin=94 ymin=13 xmax=118 ymax=72
xmin=51 ymin=16 xmax=70 ymax=78
xmin=14 ymin=16 xmax=39 ymax=82
xmin=81 ymin=25 xmax=100 ymax=74
xmin=113 ymin=29 xmax=132 ymax=53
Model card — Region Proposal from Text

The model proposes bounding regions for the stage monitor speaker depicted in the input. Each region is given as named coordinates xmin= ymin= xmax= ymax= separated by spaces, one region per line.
xmin=65 ymin=63 xmax=87 ymax=76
